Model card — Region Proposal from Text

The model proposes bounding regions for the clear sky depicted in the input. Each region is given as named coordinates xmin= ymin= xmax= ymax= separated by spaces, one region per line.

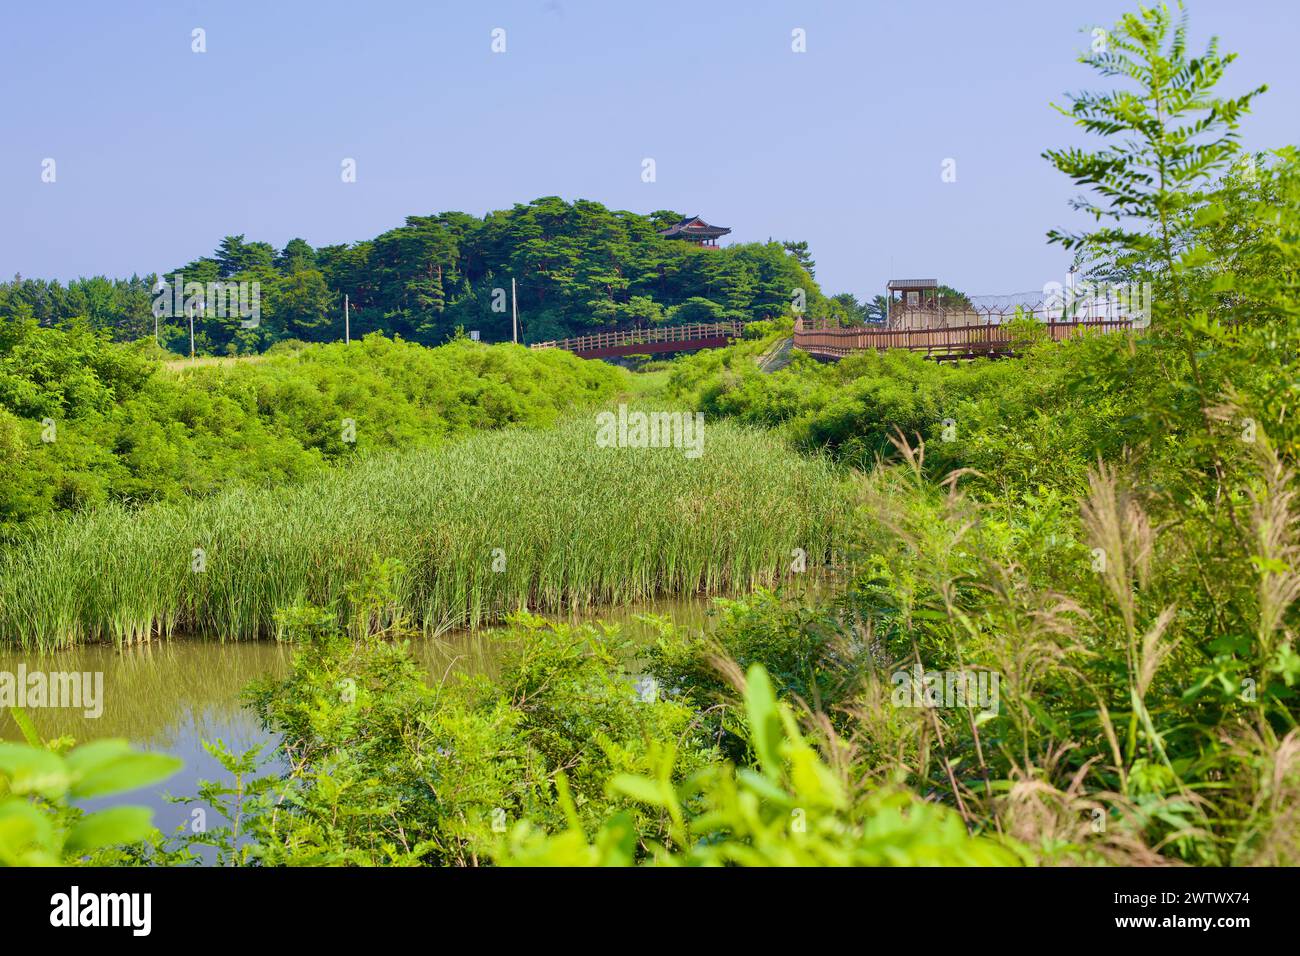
xmin=2 ymin=0 xmax=1296 ymax=302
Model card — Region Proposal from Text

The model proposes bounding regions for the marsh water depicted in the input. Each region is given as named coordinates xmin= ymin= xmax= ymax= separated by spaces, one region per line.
xmin=0 ymin=598 xmax=719 ymax=857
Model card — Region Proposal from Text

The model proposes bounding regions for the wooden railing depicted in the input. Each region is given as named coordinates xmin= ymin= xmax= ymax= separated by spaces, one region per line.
xmin=531 ymin=321 xmax=745 ymax=354
xmin=794 ymin=319 xmax=1135 ymax=359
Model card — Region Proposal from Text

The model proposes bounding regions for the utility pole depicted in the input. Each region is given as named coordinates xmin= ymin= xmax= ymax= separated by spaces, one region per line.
xmin=152 ymin=277 xmax=164 ymax=347
xmin=344 ymin=293 xmax=350 ymax=345
xmin=511 ymin=277 xmax=518 ymax=344
xmin=188 ymin=302 xmax=196 ymax=361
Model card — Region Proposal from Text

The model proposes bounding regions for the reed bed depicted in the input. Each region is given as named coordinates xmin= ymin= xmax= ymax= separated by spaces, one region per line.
xmin=0 ymin=418 xmax=847 ymax=650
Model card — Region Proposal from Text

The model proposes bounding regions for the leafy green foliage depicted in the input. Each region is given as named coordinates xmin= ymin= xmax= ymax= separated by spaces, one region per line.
xmin=497 ymin=664 xmax=1021 ymax=866
xmin=0 ymin=325 xmax=623 ymax=527
xmin=1044 ymin=1 xmax=1265 ymax=284
xmin=192 ymin=609 xmax=720 ymax=866
xmin=173 ymin=739 xmax=276 ymax=867
xmin=166 ymin=602 xmax=1015 ymax=868
xmin=0 ymin=714 xmax=180 ymax=866
xmin=668 ymin=327 xmax=1153 ymax=496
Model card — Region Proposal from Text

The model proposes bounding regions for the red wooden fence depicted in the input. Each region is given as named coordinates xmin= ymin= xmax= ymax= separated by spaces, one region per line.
xmin=531 ymin=321 xmax=745 ymax=358
xmin=794 ymin=319 xmax=1134 ymax=360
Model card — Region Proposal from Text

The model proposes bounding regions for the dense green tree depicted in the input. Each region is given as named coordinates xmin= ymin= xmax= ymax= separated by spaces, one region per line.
xmin=0 ymin=200 xmax=832 ymax=353
xmin=274 ymin=269 xmax=336 ymax=342
xmin=213 ymin=235 xmax=276 ymax=278
xmin=782 ymin=239 xmax=815 ymax=277
xmin=276 ymin=238 xmax=317 ymax=274
xmin=0 ymin=198 xmax=835 ymax=354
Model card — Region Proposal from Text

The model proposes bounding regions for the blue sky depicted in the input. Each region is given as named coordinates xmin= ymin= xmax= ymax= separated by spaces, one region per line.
xmin=2 ymin=0 xmax=1296 ymax=301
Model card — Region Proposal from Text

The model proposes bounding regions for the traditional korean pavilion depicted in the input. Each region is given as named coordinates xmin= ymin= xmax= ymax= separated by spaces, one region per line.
xmin=659 ymin=215 xmax=731 ymax=248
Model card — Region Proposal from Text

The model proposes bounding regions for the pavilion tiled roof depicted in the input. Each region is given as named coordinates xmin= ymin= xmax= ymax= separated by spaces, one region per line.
xmin=659 ymin=216 xmax=731 ymax=240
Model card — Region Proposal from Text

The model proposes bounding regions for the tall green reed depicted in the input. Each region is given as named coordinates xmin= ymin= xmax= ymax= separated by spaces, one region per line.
xmin=0 ymin=418 xmax=847 ymax=650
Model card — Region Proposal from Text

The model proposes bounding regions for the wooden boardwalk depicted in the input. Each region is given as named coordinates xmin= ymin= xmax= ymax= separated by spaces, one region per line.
xmin=529 ymin=315 xmax=1135 ymax=363
xmin=530 ymin=321 xmax=744 ymax=359
xmin=793 ymin=318 xmax=1134 ymax=361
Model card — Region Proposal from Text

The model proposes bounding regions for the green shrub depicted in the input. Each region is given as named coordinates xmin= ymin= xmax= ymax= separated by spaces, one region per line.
xmin=225 ymin=608 xmax=719 ymax=866
xmin=497 ymin=663 xmax=1021 ymax=866
xmin=0 ymin=327 xmax=625 ymax=527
